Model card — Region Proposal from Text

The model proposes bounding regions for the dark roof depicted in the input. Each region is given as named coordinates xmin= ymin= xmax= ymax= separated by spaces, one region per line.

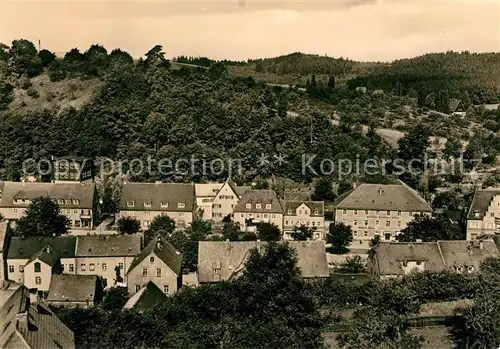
xmin=233 ymin=190 xmax=283 ymax=214
xmin=198 ymin=240 xmax=329 ymax=283
xmin=75 ymin=234 xmax=141 ymax=257
xmin=225 ymin=178 xmax=250 ymax=198
xmin=372 ymin=240 xmax=500 ymax=276
xmin=448 ymin=98 xmax=461 ymax=113
xmin=444 ymin=210 xmax=462 ymax=222
xmin=47 ymin=275 xmax=98 ymax=303
xmin=0 ymin=220 xmax=9 ymax=253
xmin=8 ymin=303 xmax=75 ymax=349
xmin=122 ymin=281 xmax=167 ymax=311
xmin=335 ymin=182 xmax=432 ymax=212
xmin=27 ymin=245 xmax=60 ymax=267
xmin=0 ymin=181 xmax=95 ymax=208
xmin=7 ymin=236 xmax=77 ymax=260
xmin=467 ymin=188 xmax=500 ymax=219
xmin=120 ymin=182 xmax=195 ymax=211
xmin=126 ymin=235 xmax=182 ymax=276
xmin=282 ymin=201 xmax=324 ymax=216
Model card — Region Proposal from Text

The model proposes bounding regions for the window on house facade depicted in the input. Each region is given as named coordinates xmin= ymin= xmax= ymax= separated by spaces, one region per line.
xmin=386 ymin=221 xmax=391 ymax=227
xmin=364 ymin=231 xmax=368 ymax=237
xmin=365 ymin=210 xmax=369 ymax=215
xmin=354 ymin=210 xmax=358 ymax=215
xmin=163 ymin=285 xmax=169 ymax=294
xmin=150 ymin=257 xmax=154 ymax=263
xmin=34 ymin=262 xmax=41 ymax=273
xmin=161 ymin=202 xmax=168 ymax=208
xmin=8 ymin=265 xmax=14 ymax=273
xmin=342 ymin=209 xmax=347 ymax=215
xmin=58 ymin=199 xmax=64 ymax=204
xmin=73 ymin=209 xmax=78 ymax=214
xmin=263 ymin=213 xmax=268 ymax=218
xmin=213 ymin=267 xmax=221 ymax=274
xmin=386 ymin=211 xmax=390 ymax=216
xmin=142 ymin=268 xmax=148 ymax=277
xmin=81 ymin=264 xmax=86 ymax=271
xmin=364 ymin=220 xmax=368 ymax=226
xmin=287 ymin=208 xmax=292 ymax=215
xmin=89 ymin=263 xmax=95 ymax=271
xmin=491 ymin=213 xmax=495 ymax=217
xmin=397 ymin=221 xmax=401 ymax=227
xmin=409 ymin=211 xmax=413 ymax=216
xmin=397 ymin=211 xmax=401 ymax=216
xmin=102 ymin=263 xmax=107 ymax=271
xmin=69 ymin=264 xmax=74 ymax=272
xmin=35 ymin=277 xmax=41 ymax=285
xmin=119 ymin=263 xmax=124 ymax=269
xmin=353 ymin=231 xmax=358 ymax=237
xmin=13 ymin=208 xmax=18 ymax=213
xmin=19 ymin=265 xmax=24 ymax=273
xmin=127 ymin=201 xmax=135 ymax=207
xmin=156 ymin=268 xmax=161 ymax=277
xmin=135 ymin=285 xmax=141 ymax=292
xmin=177 ymin=202 xmax=186 ymax=208
xmin=353 ymin=220 xmax=357 ymax=226
xmin=272 ymin=214 xmax=276 ymax=219
xmin=75 ymin=221 xmax=81 ymax=227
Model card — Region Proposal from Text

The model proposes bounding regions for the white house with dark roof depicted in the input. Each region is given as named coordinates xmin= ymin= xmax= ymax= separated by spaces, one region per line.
xmin=335 ymin=182 xmax=432 ymax=248
xmin=197 ymin=240 xmax=329 ymax=283
xmin=125 ymin=235 xmax=182 ymax=295
xmin=233 ymin=189 xmax=284 ymax=232
xmin=194 ymin=182 xmax=224 ymax=220
xmin=368 ymin=240 xmax=500 ymax=278
xmin=23 ymin=245 xmax=61 ymax=292
xmin=119 ymin=182 xmax=195 ymax=230
xmin=210 ymin=179 xmax=250 ymax=222
xmin=466 ymin=187 xmax=500 ymax=240
xmin=74 ymin=234 xmax=141 ymax=288
xmin=0 ymin=181 xmax=98 ymax=231
xmin=281 ymin=201 xmax=325 ymax=240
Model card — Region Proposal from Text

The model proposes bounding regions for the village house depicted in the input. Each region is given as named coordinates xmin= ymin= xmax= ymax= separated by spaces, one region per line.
xmin=197 ymin=240 xmax=329 ymax=283
xmin=52 ymin=154 xmax=96 ymax=183
xmin=5 ymin=236 xmax=77 ymax=291
xmin=334 ymin=182 xmax=433 ymax=248
xmin=125 ymin=235 xmax=182 ymax=296
xmin=119 ymin=182 xmax=195 ymax=230
xmin=46 ymin=274 xmax=103 ymax=308
xmin=281 ymin=201 xmax=325 ymax=240
xmin=0 ymin=281 xmax=75 ymax=349
xmin=368 ymin=240 xmax=500 ymax=278
xmin=449 ymin=98 xmax=467 ymax=116
xmin=466 ymin=187 xmax=500 ymax=240
xmin=210 ymin=179 xmax=250 ymax=222
xmin=233 ymin=189 xmax=284 ymax=232
xmin=122 ymin=280 xmax=168 ymax=311
xmin=74 ymin=234 xmax=141 ymax=288
xmin=194 ymin=182 xmax=223 ymax=220
xmin=0 ymin=181 xmax=99 ymax=231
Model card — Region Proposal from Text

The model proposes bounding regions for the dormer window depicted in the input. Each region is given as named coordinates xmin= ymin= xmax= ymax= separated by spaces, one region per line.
xmin=65 ymin=199 xmax=71 ymax=205
xmin=266 ymin=204 xmax=271 ymax=209
xmin=58 ymin=199 xmax=64 ymax=205
xmin=314 ymin=208 xmax=319 ymax=215
xmin=468 ymin=266 xmax=474 ymax=273
xmin=256 ymin=204 xmax=261 ymax=209
xmin=161 ymin=202 xmax=168 ymax=208
xmin=246 ymin=203 xmax=251 ymax=209
xmin=144 ymin=201 xmax=152 ymax=208
xmin=127 ymin=201 xmax=135 ymax=207
xmin=73 ymin=199 xmax=79 ymax=205
xmin=287 ymin=208 xmax=292 ymax=215
xmin=177 ymin=202 xmax=186 ymax=208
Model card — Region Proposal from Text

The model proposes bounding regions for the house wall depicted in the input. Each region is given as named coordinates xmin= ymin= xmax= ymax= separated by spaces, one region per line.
xmin=119 ymin=210 xmax=193 ymax=230
xmin=24 ymin=259 xmax=53 ymax=291
xmin=234 ymin=212 xmax=284 ymax=232
xmin=0 ymin=285 xmax=26 ymax=348
xmin=126 ymin=251 xmax=179 ymax=295
xmin=467 ymin=195 xmax=500 ymax=240
xmin=335 ymin=209 xmax=431 ymax=246
xmin=196 ymin=197 xmax=215 ymax=220
xmin=45 ymin=300 xmax=94 ymax=309
xmin=283 ymin=204 xmax=325 ymax=240
xmin=211 ymin=183 xmax=240 ymax=221
xmin=0 ymin=207 xmax=94 ymax=230
xmin=75 ymin=256 xmax=135 ymax=288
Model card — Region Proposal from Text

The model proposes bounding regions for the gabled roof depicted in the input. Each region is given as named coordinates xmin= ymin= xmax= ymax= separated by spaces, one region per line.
xmin=448 ymin=98 xmax=461 ymax=113
xmin=466 ymin=188 xmax=500 ymax=220
xmin=122 ymin=281 xmax=167 ymax=311
xmin=233 ymin=190 xmax=283 ymax=214
xmin=335 ymin=182 xmax=432 ymax=212
xmin=371 ymin=240 xmax=500 ymax=276
xmin=47 ymin=275 xmax=98 ymax=303
xmin=27 ymin=245 xmax=60 ymax=267
xmin=11 ymin=303 xmax=75 ymax=349
xmin=120 ymin=182 xmax=195 ymax=211
xmin=0 ymin=181 xmax=95 ymax=208
xmin=75 ymin=234 xmax=141 ymax=257
xmin=281 ymin=201 xmax=324 ymax=216
xmin=7 ymin=236 xmax=77 ymax=260
xmin=126 ymin=235 xmax=182 ymax=276
xmin=198 ymin=240 xmax=329 ymax=283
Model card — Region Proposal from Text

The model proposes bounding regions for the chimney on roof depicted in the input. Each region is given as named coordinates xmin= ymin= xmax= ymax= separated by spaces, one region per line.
xmin=474 ymin=210 xmax=479 ymax=218
xmin=45 ymin=246 xmax=51 ymax=253
xmin=416 ymin=239 xmax=422 ymax=243
xmin=378 ymin=188 xmax=383 ymax=196
xmin=156 ymin=236 xmax=162 ymax=249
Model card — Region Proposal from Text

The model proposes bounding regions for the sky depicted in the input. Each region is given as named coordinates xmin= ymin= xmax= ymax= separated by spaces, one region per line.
xmin=0 ymin=0 xmax=499 ymax=62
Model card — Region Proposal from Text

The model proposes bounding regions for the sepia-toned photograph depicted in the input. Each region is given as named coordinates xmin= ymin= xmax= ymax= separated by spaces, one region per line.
xmin=0 ymin=1 xmax=499 ymax=348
